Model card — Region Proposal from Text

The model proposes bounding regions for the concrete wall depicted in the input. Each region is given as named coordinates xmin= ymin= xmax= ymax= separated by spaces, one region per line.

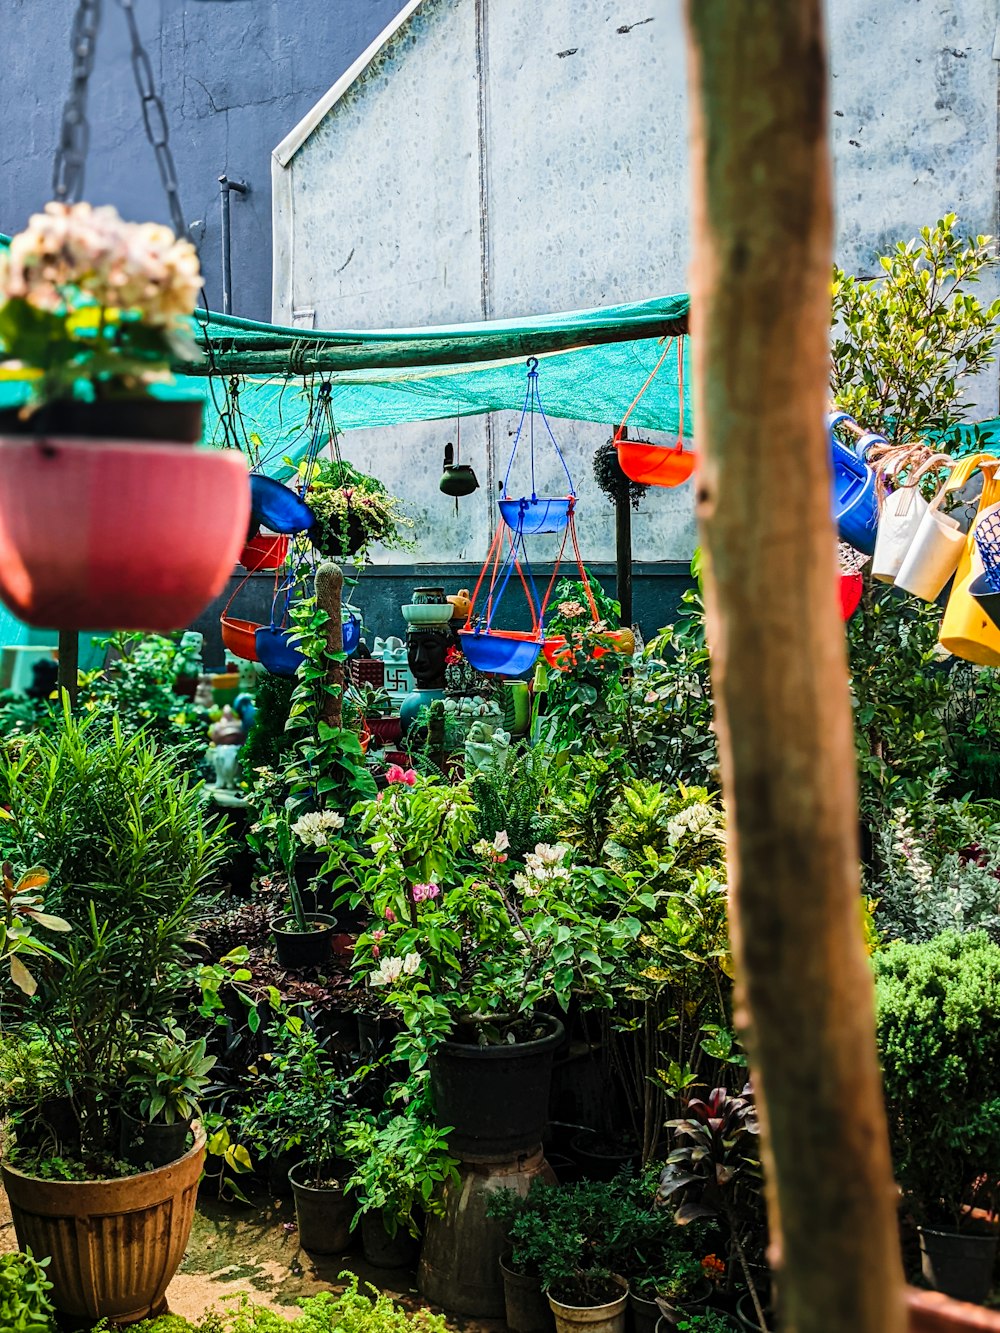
xmin=0 ymin=0 xmax=402 ymax=321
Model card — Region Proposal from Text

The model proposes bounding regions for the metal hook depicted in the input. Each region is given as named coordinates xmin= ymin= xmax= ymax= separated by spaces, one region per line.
xmin=526 ymin=357 xmax=539 ymax=374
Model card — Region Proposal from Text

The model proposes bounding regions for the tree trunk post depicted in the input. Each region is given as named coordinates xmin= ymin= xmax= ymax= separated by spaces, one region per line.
xmin=683 ymin=5 xmax=906 ymax=1333
xmin=614 ymin=425 xmax=634 ymax=627
xmin=315 ymin=562 xmax=343 ymax=731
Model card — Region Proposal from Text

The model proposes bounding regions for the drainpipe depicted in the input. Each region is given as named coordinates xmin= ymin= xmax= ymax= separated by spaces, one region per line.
xmin=218 ymin=175 xmax=248 ymax=315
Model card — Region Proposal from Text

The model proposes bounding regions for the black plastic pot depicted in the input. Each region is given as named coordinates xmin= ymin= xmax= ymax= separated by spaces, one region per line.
xmin=119 ymin=1110 xmax=192 ymax=1170
xmin=644 ymin=1280 xmax=713 ymax=1329
xmin=361 ymin=1211 xmax=420 ymax=1269
xmin=734 ymin=1292 xmax=772 ymax=1331
xmin=569 ymin=1129 xmax=639 ymax=1181
xmin=288 ymin=1161 xmax=354 ymax=1254
xmin=429 ymin=1014 xmax=564 ymax=1160
xmin=918 ymin=1224 xmax=999 ymax=1305
xmin=499 ymin=1253 xmax=553 ymax=1333
xmin=272 ymin=913 xmax=337 ymax=970
xmin=630 ymin=1291 xmax=660 ymax=1333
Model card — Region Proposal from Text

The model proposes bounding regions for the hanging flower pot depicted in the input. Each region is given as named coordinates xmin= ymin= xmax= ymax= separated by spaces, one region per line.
xmin=250 ymin=474 xmax=316 ymax=535
xmin=829 ymin=414 xmax=879 ymax=557
xmin=0 ymin=407 xmax=249 ymax=631
xmin=459 ymin=628 xmax=542 ymax=677
xmin=441 ymin=464 xmax=480 ymax=497
xmin=255 ymin=625 xmax=306 ymax=677
xmin=342 ymin=610 xmax=362 ymax=655
xmin=239 ymin=532 xmax=289 ymax=571
xmin=615 ymin=440 xmax=694 ymax=488
xmin=499 ymin=496 xmax=574 ymax=536
xmin=221 ymin=615 xmax=263 ymax=662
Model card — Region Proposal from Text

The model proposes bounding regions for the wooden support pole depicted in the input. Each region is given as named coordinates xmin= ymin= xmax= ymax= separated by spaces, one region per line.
xmin=314 ymin=562 xmax=343 ymax=731
xmin=683 ymin=5 xmax=905 ymax=1333
xmin=614 ymin=425 xmax=634 ymax=627
xmin=57 ymin=629 xmax=78 ymax=709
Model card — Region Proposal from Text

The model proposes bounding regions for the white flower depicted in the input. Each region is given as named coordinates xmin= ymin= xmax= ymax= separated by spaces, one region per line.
xmin=402 ymin=952 xmax=421 ymax=976
xmin=494 ymin=830 xmax=510 ymax=852
xmin=291 ymin=809 xmax=346 ymax=849
xmin=532 ymin=842 xmax=569 ymax=867
xmin=369 ymin=956 xmax=405 ymax=987
xmin=665 ymin=803 xmax=723 ymax=846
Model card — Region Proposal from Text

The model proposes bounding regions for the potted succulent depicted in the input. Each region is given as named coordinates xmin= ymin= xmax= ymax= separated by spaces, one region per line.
xmin=0 ymin=1249 xmax=57 ymax=1333
xmin=343 ymin=1088 xmax=461 ymax=1268
xmin=352 ymin=781 xmax=636 ymax=1158
xmin=299 ymin=456 xmax=414 ymax=562
xmin=120 ymin=1023 xmax=216 ymax=1169
xmin=356 ymin=683 xmax=402 ymax=751
xmin=874 ymin=931 xmax=1000 ymax=1305
xmin=0 ymin=707 xmax=227 ymax=1324
xmin=0 ymin=201 xmax=249 ymax=630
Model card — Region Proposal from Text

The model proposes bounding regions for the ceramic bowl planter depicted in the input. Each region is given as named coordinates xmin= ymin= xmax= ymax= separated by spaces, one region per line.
xmin=402 ymin=602 xmax=453 ymax=626
xmin=287 ymin=1161 xmax=354 ymax=1254
xmin=1 ymin=1123 xmax=205 ymax=1324
xmin=0 ymin=404 xmax=249 ymax=631
xmin=271 ymin=913 xmax=337 ymax=969
xmin=499 ymin=1252 xmax=554 ymax=1333
xmin=548 ymin=1274 xmax=628 ymax=1333
xmin=428 ymin=1013 xmax=564 ymax=1160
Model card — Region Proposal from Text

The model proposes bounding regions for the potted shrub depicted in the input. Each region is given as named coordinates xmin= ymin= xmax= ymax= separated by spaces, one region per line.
xmin=266 ymin=815 xmax=339 ymax=969
xmin=874 ymin=931 xmax=1000 ymax=1304
xmin=0 ymin=707 xmax=227 ymax=1324
xmin=120 ymin=1023 xmax=216 ymax=1169
xmin=300 ymin=455 xmax=414 ymax=562
xmin=351 ymin=782 xmax=635 ymax=1158
xmin=343 ymin=1088 xmax=460 ymax=1268
xmin=0 ymin=201 xmax=249 ymax=630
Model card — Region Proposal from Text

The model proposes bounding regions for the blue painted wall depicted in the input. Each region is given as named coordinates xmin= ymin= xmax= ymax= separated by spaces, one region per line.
xmin=0 ymin=0 xmax=404 ymax=322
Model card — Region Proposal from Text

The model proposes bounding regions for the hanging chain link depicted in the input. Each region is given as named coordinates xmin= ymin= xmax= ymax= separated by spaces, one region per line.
xmin=53 ymin=0 xmax=102 ymax=202
xmin=117 ymin=0 xmax=190 ymax=240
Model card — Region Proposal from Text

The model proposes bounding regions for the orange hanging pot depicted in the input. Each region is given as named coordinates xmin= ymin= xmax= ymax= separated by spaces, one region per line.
xmin=616 ymin=438 xmax=695 ymax=488
xmin=0 ymin=402 xmax=249 ymax=631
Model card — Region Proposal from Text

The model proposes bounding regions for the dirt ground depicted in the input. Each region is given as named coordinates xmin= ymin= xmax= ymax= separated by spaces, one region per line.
xmin=0 ymin=1184 xmax=506 ymax=1329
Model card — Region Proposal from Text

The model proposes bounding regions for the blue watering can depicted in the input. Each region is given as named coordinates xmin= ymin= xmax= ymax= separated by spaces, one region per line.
xmin=828 ymin=411 xmax=879 ymax=556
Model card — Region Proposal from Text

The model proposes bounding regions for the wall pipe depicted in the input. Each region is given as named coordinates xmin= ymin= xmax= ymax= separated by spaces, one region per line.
xmin=218 ymin=175 xmax=248 ymax=315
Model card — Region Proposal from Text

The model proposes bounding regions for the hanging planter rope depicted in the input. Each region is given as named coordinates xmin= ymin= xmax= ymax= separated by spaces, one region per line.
xmin=459 ymin=522 xmax=547 ymax=677
xmin=614 ymin=337 xmax=695 ymax=488
xmin=499 ymin=359 xmax=576 ymax=536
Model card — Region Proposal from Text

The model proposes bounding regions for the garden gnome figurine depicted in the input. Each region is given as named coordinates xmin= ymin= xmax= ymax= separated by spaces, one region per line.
xmin=194 ymin=674 xmax=215 ymax=709
xmin=210 ymin=705 xmax=245 ymax=747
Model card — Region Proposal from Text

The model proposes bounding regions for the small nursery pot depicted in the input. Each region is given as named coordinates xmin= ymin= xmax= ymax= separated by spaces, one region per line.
xmin=500 ymin=1253 xmax=553 ymax=1333
xmin=119 ymin=1110 xmax=192 ymax=1171
xmin=361 ymin=1210 xmax=421 ymax=1269
xmin=271 ymin=913 xmax=337 ymax=970
xmin=568 ymin=1129 xmax=638 ymax=1181
xmin=287 ymin=1161 xmax=353 ymax=1254
xmin=735 ymin=1291 xmax=773 ymax=1331
xmin=548 ymin=1275 xmax=628 ymax=1333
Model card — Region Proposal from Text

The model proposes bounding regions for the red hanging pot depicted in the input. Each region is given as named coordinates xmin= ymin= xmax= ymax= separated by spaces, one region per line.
xmin=616 ymin=440 xmax=695 ymax=488
xmin=239 ymin=533 xmax=289 ymax=572
xmin=0 ymin=428 xmax=249 ymax=631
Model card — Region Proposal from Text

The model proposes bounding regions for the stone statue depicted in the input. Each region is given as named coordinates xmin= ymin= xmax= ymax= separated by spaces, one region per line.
xmin=407 ymin=626 xmax=452 ymax=691
xmin=464 ymin=722 xmax=511 ymax=773
xmin=209 ymin=744 xmax=241 ymax=791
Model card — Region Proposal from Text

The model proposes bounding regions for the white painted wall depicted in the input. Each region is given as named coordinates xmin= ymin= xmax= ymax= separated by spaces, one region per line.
xmin=273 ymin=0 xmax=1000 ymax=566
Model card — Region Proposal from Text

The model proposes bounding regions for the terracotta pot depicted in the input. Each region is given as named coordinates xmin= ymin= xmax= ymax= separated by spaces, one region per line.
xmin=0 ymin=434 xmax=249 ymax=631
xmin=1 ymin=1124 xmax=206 ymax=1324
xmin=908 ymin=1286 xmax=1000 ymax=1330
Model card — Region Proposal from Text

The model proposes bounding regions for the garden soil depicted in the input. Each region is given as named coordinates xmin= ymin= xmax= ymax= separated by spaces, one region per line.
xmin=0 ymin=1185 xmax=507 ymax=1330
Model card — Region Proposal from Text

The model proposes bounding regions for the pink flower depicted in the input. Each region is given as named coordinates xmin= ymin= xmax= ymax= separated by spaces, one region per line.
xmin=412 ymin=882 xmax=440 ymax=903
xmin=385 ymin=907 xmax=396 ymax=923
xmin=386 ymin=765 xmax=418 ymax=786
xmin=372 ymin=945 xmax=380 ymax=958
xmin=372 ymin=929 xmax=385 ymax=941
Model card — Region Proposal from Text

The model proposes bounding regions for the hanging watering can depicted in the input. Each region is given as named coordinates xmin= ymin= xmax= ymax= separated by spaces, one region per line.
xmin=894 ymin=456 xmax=978 ymax=602
xmin=255 ymin=626 xmax=306 ymax=677
xmin=440 ymin=443 xmax=479 ymax=497
xmin=939 ymin=458 xmax=1000 ymax=665
xmin=829 ymin=420 xmax=879 ymax=556
xmin=249 ymin=474 xmax=316 ymax=536
xmin=458 ymin=628 xmax=543 ymax=677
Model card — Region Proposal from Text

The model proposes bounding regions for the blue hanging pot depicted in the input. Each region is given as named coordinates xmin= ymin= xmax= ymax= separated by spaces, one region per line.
xmin=255 ymin=626 xmax=306 ymax=677
xmin=342 ymin=610 xmax=361 ymax=655
xmin=458 ymin=628 xmax=542 ymax=677
xmin=250 ymin=475 xmax=316 ymax=536
xmin=499 ymin=496 xmax=573 ymax=536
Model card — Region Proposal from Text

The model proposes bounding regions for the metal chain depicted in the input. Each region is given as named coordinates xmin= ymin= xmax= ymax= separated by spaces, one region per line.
xmin=117 ymin=0 xmax=189 ymax=241
xmin=53 ymin=0 xmax=102 ymax=202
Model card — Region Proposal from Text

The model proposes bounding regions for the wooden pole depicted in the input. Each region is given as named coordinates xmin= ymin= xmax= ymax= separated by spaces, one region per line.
xmin=314 ymin=562 xmax=343 ymax=731
xmin=614 ymin=425 xmax=634 ymax=626
xmin=57 ymin=629 xmax=78 ymax=708
xmin=683 ymin=5 xmax=905 ymax=1333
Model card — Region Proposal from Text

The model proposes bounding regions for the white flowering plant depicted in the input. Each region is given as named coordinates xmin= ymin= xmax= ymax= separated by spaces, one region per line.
xmin=0 ymin=201 xmax=202 ymax=411
xmin=351 ymin=810 xmax=642 ymax=1064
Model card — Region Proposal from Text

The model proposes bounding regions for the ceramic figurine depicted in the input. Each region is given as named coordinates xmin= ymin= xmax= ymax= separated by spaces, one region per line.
xmin=209 ymin=744 xmax=241 ymax=791
xmin=407 ymin=626 xmax=451 ymax=690
xmin=233 ymin=692 xmax=257 ymax=733
xmin=464 ymin=722 xmax=511 ymax=773
xmin=209 ymin=705 xmax=245 ymax=747
xmin=194 ymin=674 xmax=215 ymax=709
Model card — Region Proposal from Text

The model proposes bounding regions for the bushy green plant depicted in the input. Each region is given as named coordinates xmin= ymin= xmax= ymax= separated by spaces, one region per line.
xmin=871 ymin=781 xmax=1000 ymax=942
xmin=470 ymin=741 xmax=562 ymax=857
xmin=124 ymin=1023 xmax=216 ymax=1125
xmin=0 ymin=1249 xmax=55 ymax=1333
xmin=300 ymin=455 xmax=414 ymax=562
xmin=124 ymin=1273 xmax=450 ymax=1333
xmin=873 ymin=930 xmax=1000 ymax=1225
xmin=342 ymin=1087 xmax=460 ymax=1236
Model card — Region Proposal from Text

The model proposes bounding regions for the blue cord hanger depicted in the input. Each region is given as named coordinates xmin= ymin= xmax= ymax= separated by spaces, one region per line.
xmin=499 ymin=358 xmax=576 ymax=536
